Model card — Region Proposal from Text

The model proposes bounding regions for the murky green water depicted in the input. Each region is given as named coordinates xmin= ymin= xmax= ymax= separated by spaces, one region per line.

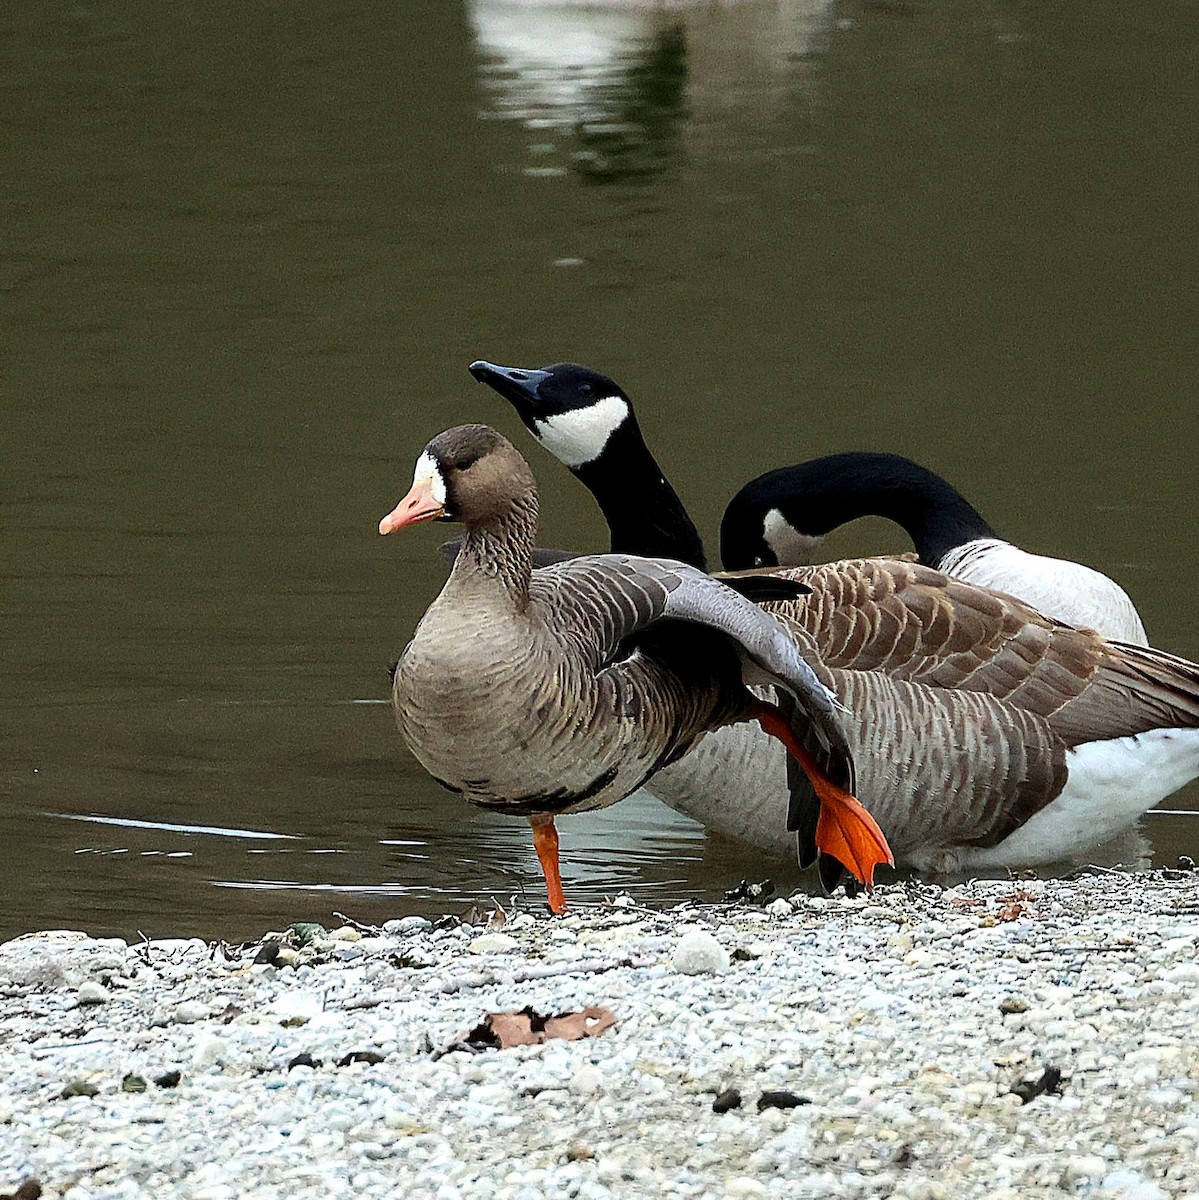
xmin=4 ymin=0 xmax=1198 ymax=940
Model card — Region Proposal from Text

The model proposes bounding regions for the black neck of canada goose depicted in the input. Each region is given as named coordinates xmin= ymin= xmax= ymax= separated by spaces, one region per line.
xmin=720 ymin=452 xmax=999 ymax=570
xmin=468 ymin=359 xmax=708 ymax=571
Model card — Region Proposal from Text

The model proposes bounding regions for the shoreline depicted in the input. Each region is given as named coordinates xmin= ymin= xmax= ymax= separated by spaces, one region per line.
xmin=3 ymin=870 xmax=1199 ymax=1199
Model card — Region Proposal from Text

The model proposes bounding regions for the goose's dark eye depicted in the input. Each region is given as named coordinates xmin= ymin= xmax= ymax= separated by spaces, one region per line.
xmin=452 ymin=456 xmax=477 ymax=472
xmin=578 ymin=383 xmax=593 ymax=397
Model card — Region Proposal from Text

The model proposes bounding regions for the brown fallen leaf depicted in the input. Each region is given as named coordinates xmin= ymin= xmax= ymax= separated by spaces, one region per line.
xmin=442 ymin=1005 xmax=617 ymax=1054
xmin=0 ymin=1178 xmax=42 ymax=1200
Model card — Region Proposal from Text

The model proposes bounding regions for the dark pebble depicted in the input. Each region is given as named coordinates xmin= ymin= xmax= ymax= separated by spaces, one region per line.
xmin=757 ymin=1090 xmax=810 ymax=1111
xmin=1010 ymin=1066 xmax=1064 ymax=1104
xmin=287 ymin=1052 xmax=323 ymax=1071
xmin=154 ymin=1070 xmax=182 ymax=1089
xmin=712 ymin=1088 xmax=742 ymax=1113
xmin=253 ymin=940 xmax=282 ymax=966
xmin=336 ymin=1050 xmax=386 ymax=1067
xmin=58 ymin=1080 xmax=99 ymax=1100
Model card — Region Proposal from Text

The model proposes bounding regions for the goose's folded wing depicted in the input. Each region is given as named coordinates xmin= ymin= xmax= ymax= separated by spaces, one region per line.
xmin=1051 ymin=642 xmax=1199 ymax=744
xmin=531 ymin=554 xmax=852 ymax=788
xmin=766 ymin=557 xmax=1120 ymax=716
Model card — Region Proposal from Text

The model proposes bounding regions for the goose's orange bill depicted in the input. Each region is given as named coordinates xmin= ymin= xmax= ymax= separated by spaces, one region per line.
xmin=754 ymin=706 xmax=893 ymax=887
xmin=379 ymin=477 xmax=445 ymax=534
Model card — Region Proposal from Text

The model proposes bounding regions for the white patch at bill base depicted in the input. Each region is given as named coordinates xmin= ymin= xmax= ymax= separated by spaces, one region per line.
xmin=413 ymin=450 xmax=448 ymax=504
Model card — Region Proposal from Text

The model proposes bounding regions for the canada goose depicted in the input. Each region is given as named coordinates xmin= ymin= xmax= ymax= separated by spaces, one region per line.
xmin=470 ymin=361 xmax=1147 ymax=644
xmin=472 ymin=359 xmax=1199 ymax=876
xmin=378 ymin=423 xmax=891 ymax=911
xmin=721 ymin=453 xmax=1149 ymax=646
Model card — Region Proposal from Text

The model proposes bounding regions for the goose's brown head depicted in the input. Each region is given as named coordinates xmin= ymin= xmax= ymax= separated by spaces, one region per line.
xmin=378 ymin=423 xmax=535 ymax=534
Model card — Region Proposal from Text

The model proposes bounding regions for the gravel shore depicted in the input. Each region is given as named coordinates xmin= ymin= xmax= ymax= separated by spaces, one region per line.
xmin=3 ymin=871 xmax=1199 ymax=1200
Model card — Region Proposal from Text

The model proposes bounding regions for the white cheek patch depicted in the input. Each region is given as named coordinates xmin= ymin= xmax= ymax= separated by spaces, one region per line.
xmin=412 ymin=450 xmax=447 ymax=504
xmin=762 ymin=508 xmax=824 ymax=567
xmin=532 ymin=395 xmax=628 ymax=468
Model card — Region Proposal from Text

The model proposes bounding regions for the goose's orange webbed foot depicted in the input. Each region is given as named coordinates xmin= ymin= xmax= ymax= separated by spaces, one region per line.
xmin=754 ymin=704 xmax=893 ymax=887
xmin=529 ymin=814 xmax=567 ymax=914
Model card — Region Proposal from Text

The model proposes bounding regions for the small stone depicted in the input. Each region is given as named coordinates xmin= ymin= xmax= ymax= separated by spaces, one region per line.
xmin=757 ymin=1090 xmax=810 ymax=1111
xmin=384 ymin=916 xmax=431 ymax=934
xmin=264 ymin=990 xmax=323 ymax=1025
xmin=191 ymin=1034 xmax=230 ymax=1070
xmin=77 ymin=981 xmax=109 ymax=1004
xmin=726 ymin=1180 xmax=768 ymax=1197
xmin=174 ymin=1000 xmax=210 ymax=1024
xmin=467 ymin=932 xmax=519 ymax=955
xmin=59 ymin=1079 xmax=100 ymax=1099
xmin=1066 ymin=1155 xmax=1108 ymax=1181
xmin=1010 ymin=1066 xmax=1063 ymax=1104
xmin=765 ymin=898 xmax=793 ymax=919
xmin=336 ymin=1050 xmax=386 ymax=1067
xmin=154 ymin=1070 xmax=182 ymax=1088
xmin=288 ymin=922 xmax=326 ymax=946
xmin=565 ymin=1145 xmax=595 ymax=1162
xmin=671 ymin=930 xmax=729 ymax=975
xmin=1099 ymin=1169 xmax=1169 ymax=1200
xmin=570 ymin=1066 xmax=603 ymax=1096
xmin=328 ymin=926 xmax=363 ymax=943
xmin=713 ymin=1088 xmax=742 ymax=1113
xmin=253 ymin=940 xmax=282 ymax=965
xmin=999 ymin=995 xmax=1029 ymax=1014
xmin=120 ymin=1073 xmax=148 ymax=1093
xmin=287 ymin=1052 xmax=322 ymax=1071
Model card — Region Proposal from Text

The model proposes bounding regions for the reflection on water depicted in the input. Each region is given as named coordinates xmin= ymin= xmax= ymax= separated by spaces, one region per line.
xmin=469 ymin=0 xmax=831 ymax=182
xmin=2 ymin=0 xmax=1198 ymax=942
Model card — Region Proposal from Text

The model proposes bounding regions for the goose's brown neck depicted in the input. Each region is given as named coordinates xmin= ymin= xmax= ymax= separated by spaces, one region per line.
xmin=450 ymin=489 xmax=539 ymax=604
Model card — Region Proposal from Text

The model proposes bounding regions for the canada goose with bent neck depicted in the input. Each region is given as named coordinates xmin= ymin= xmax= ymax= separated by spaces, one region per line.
xmin=721 ymin=452 xmax=1148 ymax=646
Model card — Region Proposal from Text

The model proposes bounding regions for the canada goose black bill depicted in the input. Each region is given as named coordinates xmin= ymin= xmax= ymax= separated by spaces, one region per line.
xmin=379 ymin=423 xmax=890 ymax=912
xmin=469 ymin=360 xmax=707 ymax=570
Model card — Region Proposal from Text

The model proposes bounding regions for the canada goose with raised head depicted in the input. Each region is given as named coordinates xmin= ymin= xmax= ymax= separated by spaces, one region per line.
xmin=472 ymin=360 xmax=1198 ymax=879
xmin=378 ymin=423 xmax=890 ymax=911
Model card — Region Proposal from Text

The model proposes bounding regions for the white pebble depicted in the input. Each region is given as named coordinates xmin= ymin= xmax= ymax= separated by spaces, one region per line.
xmin=569 ymin=1066 xmax=603 ymax=1096
xmin=726 ymin=1180 xmax=769 ymax=1197
xmin=77 ymin=981 xmax=109 ymax=1004
xmin=191 ymin=1034 xmax=231 ymax=1070
xmin=1100 ymin=1170 xmax=1169 ymax=1200
xmin=263 ymin=989 xmax=323 ymax=1025
xmin=174 ymin=1000 xmax=210 ymax=1024
xmin=671 ymin=930 xmax=729 ymax=975
xmin=467 ymin=933 xmax=519 ymax=955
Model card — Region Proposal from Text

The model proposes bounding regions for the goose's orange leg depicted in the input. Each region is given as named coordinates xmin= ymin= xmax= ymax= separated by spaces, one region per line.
xmin=754 ymin=703 xmax=893 ymax=888
xmin=529 ymin=814 xmax=567 ymax=914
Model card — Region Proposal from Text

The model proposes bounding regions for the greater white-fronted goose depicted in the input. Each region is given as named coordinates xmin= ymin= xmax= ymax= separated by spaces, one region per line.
xmin=720 ymin=452 xmax=1149 ymax=646
xmin=472 ymin=359 xmax=1199 ymax=877
xmin=378 ymin=424 xmax=891 ymax=911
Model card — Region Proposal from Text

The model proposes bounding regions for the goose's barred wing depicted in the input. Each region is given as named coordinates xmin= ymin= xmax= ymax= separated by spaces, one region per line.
xmin=530 ymin=554 xmax=854 ymax=791
xmin=767 ymin=557 xmax=1199 ymax=743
